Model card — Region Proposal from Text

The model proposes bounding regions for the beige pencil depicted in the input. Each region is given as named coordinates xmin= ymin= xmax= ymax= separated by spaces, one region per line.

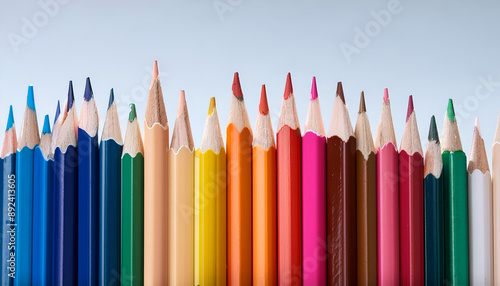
xmin=168 ymin=91 xmax=195 ymax=285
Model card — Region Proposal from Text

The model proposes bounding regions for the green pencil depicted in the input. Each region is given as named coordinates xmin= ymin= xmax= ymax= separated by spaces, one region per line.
xmin=441 ymin=99 xmax=468 ymax=285
xmin=121 ymin=104 xmax=144 ymax=286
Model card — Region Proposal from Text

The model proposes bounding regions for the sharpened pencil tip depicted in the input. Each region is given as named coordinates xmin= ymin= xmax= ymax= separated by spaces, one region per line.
xmin=259 ymin=84 xmax=269 ymax=115
xmin=383 ymin=88 xmax=390 ymax=104
xmin=54 ymin=100 xmax=60 ymax=124
xmin=232 ymin=72 xmax=243 ymax=100
xmin=447 ymin=99 xmax=455 ymax=122
xmin=108 ymin=89 xmax=115 ymax=110
xmin=27 ymin=86 xmax=35 ymax=111
xmin=359 ymin=91 xmax=366 ymax=113
xmin=128 ymin=103 xmax=137 ymax=122
xmin=151 ymin=60 xmax=159 ymax=86
xmin=336 ymin=82 xmax=345 ymax=103
xmin=208 ymin=97 xmax=216 ymax=116
xmin=177 ymin=90 xmax=186 ymax=117
xmin=284 ymin=73 xmax=293 ymax=99
xmin=84 ymin=77 xmax=93 ymax=101
xmin=42 ymin=114 xmax=51 ymax=134
xmin=6 ymin=105 xmax=14 ymax=132
xmin=428 ymin=115 xmax=439 ymax=143
xmin=311 ymin=77 xmax=318 ymax=100
xmin=475 ymin=117 xmax=481 ymax=135
xmin=406 ymin=95 xmax=414 ymax=122
xmin=67 ymin=81 xmax=75 ymax=111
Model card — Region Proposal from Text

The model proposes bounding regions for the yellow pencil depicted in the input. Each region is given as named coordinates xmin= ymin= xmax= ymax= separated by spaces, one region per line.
xmin=197 ymin=97 xmax=226 ymax=286
xmin=168 ymin=91 xmax=195 ymax=285
xmin=144 ymin=60 xmax=169 ymax=284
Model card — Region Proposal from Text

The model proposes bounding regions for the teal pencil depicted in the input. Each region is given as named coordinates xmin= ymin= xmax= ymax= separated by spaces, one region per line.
xmin=1 ymin=106 xmax=17 ymax=285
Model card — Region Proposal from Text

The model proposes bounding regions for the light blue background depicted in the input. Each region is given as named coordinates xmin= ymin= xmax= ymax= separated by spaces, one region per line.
xmin=1 ymin=0 xmax=500 ymax=162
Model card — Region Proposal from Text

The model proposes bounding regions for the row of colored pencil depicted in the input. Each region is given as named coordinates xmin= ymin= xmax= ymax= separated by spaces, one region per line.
xmin=0 ymin=61 xmax=497 ymax=286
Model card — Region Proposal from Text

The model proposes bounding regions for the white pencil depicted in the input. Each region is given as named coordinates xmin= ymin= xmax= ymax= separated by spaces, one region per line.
xmin=468 ymin=118 xmax=492 ymax=286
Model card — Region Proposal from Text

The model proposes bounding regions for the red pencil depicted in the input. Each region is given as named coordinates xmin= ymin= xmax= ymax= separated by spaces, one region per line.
xmin=374 ymin=88 xmax=399 ymax=285
xmin=399 ymin=96 xmax=424 ymax=285
xmin=277 ymin=73 xmax=302 ymax=285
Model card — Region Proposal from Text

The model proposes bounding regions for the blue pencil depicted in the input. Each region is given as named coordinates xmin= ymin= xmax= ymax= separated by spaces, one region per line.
xmin=54 ymin=81 xmax=78 ymax=285
xmin=15 ymin=86 xmax=39 ymax=286
xmin=32 ymin=115 xmax=53 ymax=285
xmin=99 ymin=89 xmax=123 ymax=285
xmin=78 ymin=77 xmax=100 ymax=285
xmin=1 ymin=106 xmax=17 ymax=286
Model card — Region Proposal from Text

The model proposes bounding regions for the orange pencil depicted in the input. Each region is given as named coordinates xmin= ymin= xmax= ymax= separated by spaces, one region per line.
xmin=144 ymin=60 xmax=169 ymax=284
xmin=252 ymin=85 xmax=277 ymax=286
xmin=227 ymin=72 xmax=253 ymax=285
xmin=277 ymin=73 xmax=302 ymax=285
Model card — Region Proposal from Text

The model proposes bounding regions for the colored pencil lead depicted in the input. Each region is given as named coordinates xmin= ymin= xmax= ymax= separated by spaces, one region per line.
xmin=84 ymin=77 xmax=93 ymax=101
xmin=67 ymin=81 xmax=75 ymax=111
xmin=151 ymin=60 xmax=159 ymax=85
xmin=428 ymin=116 xmax=439 ymax=143
xmin=383 ymin=88 xmax=390 ymax=104
xmin=259 ymin=85 xmax=269 ymax=115
xmin=129 ymin=103 xmax=137 ymax=122
xmin=27 ymin=85 xmax=35 ymax=111
xmin=406 ymin=95 xmax=414 ymax=122
xmin=54 ymin=101 xmax=60 ymax=124
xmin=232 ymin=72 xmax=243 ymax=100
xmin=447 ymin=99 xmax=455 ymax=122
xmin=311 ymin=77 xmax=318 ymax=100
xmin=6 ymin=105 xmax=14 ymax=132
xmin=359 ymin=91 xmax=366 ymax=113
xmin=42 ymin=115 xmax=51 ymax=134
xmin=208 ymin=97 xmax=216 ymax=116
xmin=284 ymin=73 xmax=293 ymax=99
xmin=336 ymin=82 xmax=345 ymax=103
xmin=108 ymin=88 xmax=114 ymax=110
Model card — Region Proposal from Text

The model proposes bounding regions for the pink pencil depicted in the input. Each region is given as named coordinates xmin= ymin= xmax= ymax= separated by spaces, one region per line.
xmin=302 ymin=77 xmax=327 ymax=286
xmin=374 ymin=89 xmax=400 ymax=285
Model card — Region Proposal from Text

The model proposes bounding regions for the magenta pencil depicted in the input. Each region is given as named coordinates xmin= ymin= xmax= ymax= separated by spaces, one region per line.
xmin=301 ymin=77 xmax=326 ymax=286
xmin=374 ymin=89 xmax=400 ymax=285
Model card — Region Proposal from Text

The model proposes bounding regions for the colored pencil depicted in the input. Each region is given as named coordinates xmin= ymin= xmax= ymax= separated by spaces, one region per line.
xmin=1 ymin=106 xmax=16 ymax=286
xmin=277 ymin=73 xmax=301 ymax=285
xmin=442 ymin=99 xmax=469 ymax=285
xmin=51 ymin=101 xmax=62 ymax=154
xmin=227 ymin=72 xmax=253 ymax=285
xmin=168 ymin=91 xmax=194 ymax=285
xmin=53 ymin=81 xmax=78 ymax=285
xmin=493 ymin=112 xmax=500 ymax=285
xmin=468 ymin=118 xmax=492 ymax=285
xmin=99 ymin=89 xmax=123 ymax=284
xmin=399 ymin=96 xmax=424 ymax=285
xmin=32 ymin=115 xmax=53 ymax=285
xmin=198 ymin=97 xmax=226 ymax=286
xmin=121 ymin=103 xmax=144 ymax=286
xmin=355 ymin=91 xmax=377 ymax=286
xmin=326 ymin=82 xmax=357 ymax=285
xmin=252 ymin=85 xmax=277 ymax=286
xmin=143 ymin=61 xmax=169 ymax=285
xmin=423 ymin=116 xmax=444 ymax=285
xmin=16 ymin=85 xmax=39 ymax=286
xmin=302 ymin=77 xmax=326 ymax=286
xmin=374 ymin=88 xmax=399 ymax=285
xmin=78 ymin=77 xmax=99 ymax=285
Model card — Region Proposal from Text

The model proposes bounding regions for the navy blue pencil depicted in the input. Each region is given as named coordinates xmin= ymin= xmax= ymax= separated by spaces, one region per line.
xmin=99 ymin=89 xmax=123 ymax=285
xmin=78 ymin=77 xmax=100 ymax=285
xmin=16 ymin=86 xmax=39 ymax=286
xmin=54 ymin=81 xmax=78 ymax=285
xmin=1 ymin=106 xmax=17 ymax=286
xmin=32 ymin=115 xmax=53 ymax=285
